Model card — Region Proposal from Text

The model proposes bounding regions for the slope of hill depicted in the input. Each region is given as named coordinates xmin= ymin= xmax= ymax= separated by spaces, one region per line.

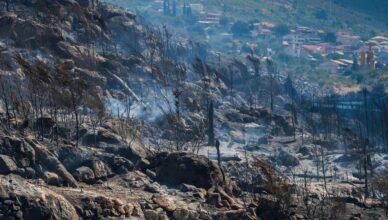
xmin=334 ymin=0 xmax=388 ymax=20
xmin=105 ymin=0 xmax=388 ymax=92
xmin=0 ymin=1 xmax=388 ymax=220
xmin=106 ymin=0 xmax=388 ymax=38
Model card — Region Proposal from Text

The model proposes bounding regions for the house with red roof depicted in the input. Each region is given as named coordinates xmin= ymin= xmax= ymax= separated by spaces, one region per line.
xmin=336 ymin=32 xmax=361 ymax=46
xmin=301 ymin=44 xmax=326 ymax=55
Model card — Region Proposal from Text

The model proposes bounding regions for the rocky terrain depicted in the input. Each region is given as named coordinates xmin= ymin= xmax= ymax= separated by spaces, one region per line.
xmin=0 ymin=0 xmax=387 ymax=220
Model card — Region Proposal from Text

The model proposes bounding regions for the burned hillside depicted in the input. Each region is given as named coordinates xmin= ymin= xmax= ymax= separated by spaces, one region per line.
xmin=0 ymin=0 xmax=387 ymax=220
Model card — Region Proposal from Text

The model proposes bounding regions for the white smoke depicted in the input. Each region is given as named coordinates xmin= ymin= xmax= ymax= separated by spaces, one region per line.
xmin=105 ymin=86 xmax=175 ymax=122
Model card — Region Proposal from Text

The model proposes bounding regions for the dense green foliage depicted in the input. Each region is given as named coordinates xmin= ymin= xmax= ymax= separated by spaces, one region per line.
xmin=321 ymin=32 xmax=337 ymax=43
xmin=334 ymin=0 xmax=388 ymax=19
xmin=231 ymin=21 xmax=250 ymax=36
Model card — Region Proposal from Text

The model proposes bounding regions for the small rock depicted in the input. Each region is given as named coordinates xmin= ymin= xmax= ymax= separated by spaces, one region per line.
xmin=132 ymin=203 xmax=144 ymax=218
xmin=43 ymin=171 xmax=61 ymax=186
xmin=198 ymin=188 xmax=207 ymax=196
xmin=123 ymin=203 xmax=134 ymax=216
xmin=113 ymin=199 xmax=125 ymax=215
xmin=155 ymin=152 xmax=225 ymax=190
xmin=73 ymin=166 xmax=95 ymax=183
xmin=15 ymin=168 xmax=25 ymax=176
xmin=113 ymin=156 xmax=134 ymax=173
xmin=134 ymin=170 xmax=147 ymax=178
xmin=160 ymin=213 xmax=170 ymax=220
xmin=173 ymin=208 xmax=198 ymax=220
xmin=0 ymin=154 xmax=17 ymax=174
xmin=155 ymin=207 xmax=164 ymax=214
xmin=258 ymin=135 xmax=269 ymax=144
xmin=298 ymin=146 xmax=312 ymax=156
xmin=180 ymin=184 xmax=197 ymax=192
xmin=293 ymin=213 xmax=306 ymax=219
xmin=152 ymin=195 xmax=177 ymax=212
xmin=173 ymin=208 xmax=189 ymax=220
xmin=276 ymin=149 xmax=299 ymax=167
xmin=63 ymin=59 xmax=74 ymax=70
xmin=212 ymin=210 xmax=247 ymax=219
xmin=144 ymin=209 xmax=159 ymax=220
xmin=146 ymin=169 xmax=156 ymax=179
xmin=4 ymin=200 xmax=13 ymax=205
xmin=349 ymin=213 xmax=362 ymax=220
xmin=144 ymin=183 xmax=162 ymax=194
xmin=206 ymin=193 xmax=221 ymax=206
xmin=135 ymin=158 xmax=151 ymax=171
xmin=18 ymin=158 xmax=31 ymax=167
xmin=16 ymin=210 xmax=23 ymax=219
xmin=199 ymin=210 xmax=212 ymax=220
xmin=83 ymin=159 xmax=112 ymax=179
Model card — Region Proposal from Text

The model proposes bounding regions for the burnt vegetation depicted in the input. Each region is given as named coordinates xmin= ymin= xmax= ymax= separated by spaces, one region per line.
xmin=0 ymin=0 xmax=387 ymax=220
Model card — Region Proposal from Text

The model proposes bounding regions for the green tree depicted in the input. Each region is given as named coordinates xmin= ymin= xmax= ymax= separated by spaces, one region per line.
xmin=273 ymin=24 xmax=290 ymax=36
xmin=315 ymin=9 xmax=328 ymax=20
xmin=231 ymin=21 xmax=250 ymax=36
xmin=321 ymin=32 xmax=337 ymax=43
xmin=352 ymin=55 xmax=359 ymax=71
xmin=187 ymin=24 xmax=205 ymax=38
xmin=219 ymin=16 xmax=231 ymax=27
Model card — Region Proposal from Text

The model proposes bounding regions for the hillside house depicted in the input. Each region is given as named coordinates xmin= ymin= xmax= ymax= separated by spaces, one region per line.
xmin=336 ymin=32 xmax=361 ymax=46
xmin=370 ymin=36 xmax=388 ymax=44
xmin=296 ymin=26 xmax=318 ymax=34
xmin=198 ymin=12 xmax=221 ymax=25
xmin=328 ymin=59 xmax=352 ymax=71
xmin=369 ymin=36 xmax=388 ymax=53
xmin=283 ymin=34 xmax=303 ymax=46
xmin=301 ymin=44 xmax=326 ymax=55
xmin=258 ymin=29 xmax=273 ymax=40
xmin=283 ymin=28 xmax=321 ymax=46
xmin=252 ymin=21 xmax=275 ymax=39
xmin=189 ymin=3 xmax=204 ymax=14
xmin=334 ymin=45 xmax=354 ymax=55
xmin=259 ymin=21 xmax=276 ymax=29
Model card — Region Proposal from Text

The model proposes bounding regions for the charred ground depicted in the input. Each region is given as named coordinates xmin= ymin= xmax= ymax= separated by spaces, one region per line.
xmin=0 ymin=1 xmax=387 ymax=220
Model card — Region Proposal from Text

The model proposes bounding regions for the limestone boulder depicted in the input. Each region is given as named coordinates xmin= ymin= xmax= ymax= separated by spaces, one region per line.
xmin=154 ymin=152 xmax=224 ymax=190
xmin=82 ymin=159 xmax=112 ymax=180
xmin=0 ymin=174 xmax=79 ymax=220
xmin=72 ymin=166 xmax=95 ymax=183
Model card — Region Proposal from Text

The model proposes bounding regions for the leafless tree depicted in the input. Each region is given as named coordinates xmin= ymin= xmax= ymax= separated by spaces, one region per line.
xmin=266 ymin=59 xmax=278 ymax=112
xmin=57 ymin=64 xmax=87 ymax=147
xmin=246 ymin=51 xmax=261 ymax=77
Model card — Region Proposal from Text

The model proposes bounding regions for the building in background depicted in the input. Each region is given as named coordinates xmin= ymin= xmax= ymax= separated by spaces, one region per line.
xmin=359 ymin=45 xmax=376 ymax=70
xmin=336 ymin=32 xmax=361 ymax=46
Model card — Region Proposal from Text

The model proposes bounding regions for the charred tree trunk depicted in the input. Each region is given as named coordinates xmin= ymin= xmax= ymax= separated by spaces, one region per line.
xmin=208 ymin=100 xmax=215 ymax=146
xmin=0 ymin=78 xmax=11 ymax=129
xmin=363 ymin=89 xmax=369 ymax=198
xmin=71 ymin=92 xmax=79 ymax=148
xmin=5 ymin=0 xmax=9 ymax=12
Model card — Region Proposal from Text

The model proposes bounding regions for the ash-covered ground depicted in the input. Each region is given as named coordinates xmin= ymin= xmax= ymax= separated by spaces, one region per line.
xmin=0 ymin=1 xmax=387 ymax=220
